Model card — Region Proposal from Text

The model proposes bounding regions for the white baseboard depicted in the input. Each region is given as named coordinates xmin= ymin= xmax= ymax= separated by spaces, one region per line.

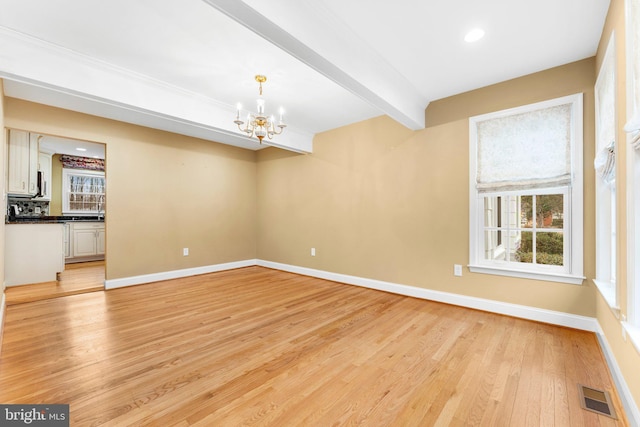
xmin=257 ymin=260 xmax=599 ymax=332
xmin=104 ymin=259 xmax=257 ymax=290
xmin=596 ymin=325 xmax=640 ymax=427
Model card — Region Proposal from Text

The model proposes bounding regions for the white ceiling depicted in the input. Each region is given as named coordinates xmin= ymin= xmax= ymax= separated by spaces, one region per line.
xmin=0 ymin=0 xmax=610 ymax=152
xmin=39 ymin=135 xmax=105 ymax=159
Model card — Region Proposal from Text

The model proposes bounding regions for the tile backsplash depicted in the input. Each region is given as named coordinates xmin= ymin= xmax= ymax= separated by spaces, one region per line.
xmin=7 ymin=198 xmax=50 ymax=217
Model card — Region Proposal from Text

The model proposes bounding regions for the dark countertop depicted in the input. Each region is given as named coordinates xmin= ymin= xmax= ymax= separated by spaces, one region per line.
xmin=6 ymin=215 xmax=105 ymax=224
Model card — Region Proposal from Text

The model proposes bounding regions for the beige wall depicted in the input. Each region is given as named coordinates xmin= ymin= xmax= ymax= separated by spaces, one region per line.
xmin=595 ymin=0 xmax=640 ymax=411
xmin=4 ymin=98 xmax=258 ymax=280
xmin=1 ymin=80 xmax=5 ymax=295
xmin=258 ymin=58 xmax=597 ymax=317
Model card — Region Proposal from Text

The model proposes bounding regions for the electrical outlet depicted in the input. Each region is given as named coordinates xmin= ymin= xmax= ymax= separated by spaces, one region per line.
xmin=454 ymin=264 xmax=463 ymax=276
xmin=183 ymin=248 xmax=189 ymax=256
xmin=311 ymin=247 xmax=316 ymax=256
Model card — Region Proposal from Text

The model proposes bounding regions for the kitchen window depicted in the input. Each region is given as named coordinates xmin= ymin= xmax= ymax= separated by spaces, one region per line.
xmin=469 ymin=94 xmax=584 ymax=284
xmin=62 ymin=169 xmax=106 ymax=215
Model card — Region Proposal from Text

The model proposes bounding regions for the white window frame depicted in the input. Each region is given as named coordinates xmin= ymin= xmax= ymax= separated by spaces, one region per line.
xmin=594 ymin=34 xmax=619 ymax=311
xmin=624 ymin=0 xmax=640 ymax=352
xmin=62 ymin=168 xmax=106 ymax=216
xmin=469 ymin=94 xmax=584 ymax=285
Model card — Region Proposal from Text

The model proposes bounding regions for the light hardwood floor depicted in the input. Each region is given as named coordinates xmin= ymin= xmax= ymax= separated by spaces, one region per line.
xmin=0 ymin=266 xmax=628 ymax=426
xmin=4 ymin=261 xmax=104 ymax=305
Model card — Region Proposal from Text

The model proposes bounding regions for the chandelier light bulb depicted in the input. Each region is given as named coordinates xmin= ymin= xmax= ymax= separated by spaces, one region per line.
xmin=256 ymin=98 xmax=265 ymax=115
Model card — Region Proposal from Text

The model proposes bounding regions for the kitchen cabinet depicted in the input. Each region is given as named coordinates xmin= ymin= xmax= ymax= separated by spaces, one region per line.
xmin=72 ymin=222 xmax=105 ymax=258
xmin=5 ymin=223 xmax=65 ymax=286
xmin=7 ymin=129 xmax=39 ymax=196
xmin=64 ymin=223 xmax=72 ymax=258
xmin=35 ymin=152 xmax=53 ymax=201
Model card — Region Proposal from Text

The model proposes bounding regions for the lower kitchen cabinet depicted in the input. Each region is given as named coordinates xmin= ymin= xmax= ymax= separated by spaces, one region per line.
xmin=5 ymin=223 xmax=65 ymax=286
xmin=70 ymin=222 xmax=105 ymax=259
xmin=64 ymin=223 xmax=71 ymax=258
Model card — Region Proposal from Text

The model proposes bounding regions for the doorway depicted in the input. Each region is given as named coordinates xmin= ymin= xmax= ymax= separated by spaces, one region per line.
xmin=5 ymin=131 xmax=106 ymax=298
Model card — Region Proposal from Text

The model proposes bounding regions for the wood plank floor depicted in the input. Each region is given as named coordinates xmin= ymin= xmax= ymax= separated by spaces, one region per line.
xmin=4 ymin=261 xmax=104 ymax=305
xmin=0 ymin=266 xmax=628 ymax=426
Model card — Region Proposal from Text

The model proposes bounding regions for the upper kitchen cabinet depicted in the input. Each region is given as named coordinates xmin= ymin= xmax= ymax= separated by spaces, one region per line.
xmin=7 ymin=129 xmax=39 ymax=197
xmin=35 ymin=152 xmax=53 ymax=201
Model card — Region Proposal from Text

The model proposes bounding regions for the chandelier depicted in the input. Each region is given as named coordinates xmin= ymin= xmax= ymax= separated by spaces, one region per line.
xmin=234 ymin=75 xmax=286 ymax=143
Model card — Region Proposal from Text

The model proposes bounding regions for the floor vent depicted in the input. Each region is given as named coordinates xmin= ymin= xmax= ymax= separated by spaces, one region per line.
xmin=578 ymin=384 xmax=617 ymax=419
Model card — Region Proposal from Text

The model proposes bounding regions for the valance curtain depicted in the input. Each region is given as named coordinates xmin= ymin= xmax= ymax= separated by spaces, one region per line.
xmin=475 ymin=103 xmax=573 ymax=193
xmin=60 ymin=155 xmax=105 ymax=171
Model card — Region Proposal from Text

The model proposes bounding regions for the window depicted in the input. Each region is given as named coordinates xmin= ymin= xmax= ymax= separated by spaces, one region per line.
xmin=469 ymin=94 xmax=584 ymax=284
xmin=625 ymin=0 xmax=640 ymax=348
xmin=62 ymin=169 xmax=106 ymax=215
xmin=483 ymin=192 xmax=567 ymax=266
xmin=594 ymin=34 xmax=618 ymax=309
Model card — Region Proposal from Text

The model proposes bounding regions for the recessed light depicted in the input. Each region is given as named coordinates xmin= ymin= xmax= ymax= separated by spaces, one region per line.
xmin=76 ymin=147 xmax=87 ymax=152
xmin=464 ymin=28 xmax=485 ymax=43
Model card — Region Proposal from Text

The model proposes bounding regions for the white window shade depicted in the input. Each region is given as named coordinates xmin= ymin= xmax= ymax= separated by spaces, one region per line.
xmin=476 ymin=104 xmax=573 ymax=193
xmin=627 ymin=0 xmax=640 ymax=150
xmin=595 ymin=34 xmax=617 ymax=186
xmin=595 ymin=141 xmax=616 ymax=187
xmin=625 ymin=111 xmax=640 ymax=150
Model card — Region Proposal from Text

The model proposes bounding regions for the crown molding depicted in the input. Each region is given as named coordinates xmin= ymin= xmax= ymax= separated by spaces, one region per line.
xmin=0 ymin=26 xmax=313 ymax=153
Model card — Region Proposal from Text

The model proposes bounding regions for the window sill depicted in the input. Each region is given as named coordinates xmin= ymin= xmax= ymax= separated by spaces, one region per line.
xmin=622 ymin=322 xmax=640 ymax=355
xmin=592 ymin=279 xmax=620 ymax=316
xmin=468 ymin=265 xmax=585 ymax=285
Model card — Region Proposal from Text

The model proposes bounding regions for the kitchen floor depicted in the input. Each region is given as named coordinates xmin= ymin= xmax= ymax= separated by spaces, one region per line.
xmin=4 ymin=261 xmax=104 ymax=305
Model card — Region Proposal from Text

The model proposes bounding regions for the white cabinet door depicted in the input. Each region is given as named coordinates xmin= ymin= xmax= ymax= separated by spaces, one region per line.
xmin=7 ymin=130 xmax=31 ymax=195
xmin=64 ymin=223 xmax=72 ymax=258
xmin=71 ymin=222 xmax=105 ymax=258
xmin=37 ymin=152 xmax=53 ymax=201
xmin=28 ymin=133 xmax=39 ymax=194
xmin=97 ymin=229 xmax=106 ymax=255
xmin=7 ymin=129 xmax=39 ymax=196
xmin=73 ymin=228 xmax=98 ymax=257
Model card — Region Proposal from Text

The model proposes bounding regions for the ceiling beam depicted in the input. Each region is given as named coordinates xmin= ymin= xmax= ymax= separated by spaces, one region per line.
xmin=0 ymin=27 xmax=313 ymax=153
xmin=202 ymin=0 xmax=426 ymax=131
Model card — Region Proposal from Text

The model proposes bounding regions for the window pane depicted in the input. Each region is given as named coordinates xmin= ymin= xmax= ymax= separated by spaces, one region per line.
xmin=536 ymin=194 xmax=564 ymax=229
xmin=521 ymin=195 xmax=533 ymax=228
xmin=484 ymin=230 xmax=505 ymax=260
xmin=536 ymin=232 xmax=564 ymax=265
xmin=515 ymin=231 xmax=534 ymax=264
xmin=484 ymin=196 xmax=502 ymax=227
